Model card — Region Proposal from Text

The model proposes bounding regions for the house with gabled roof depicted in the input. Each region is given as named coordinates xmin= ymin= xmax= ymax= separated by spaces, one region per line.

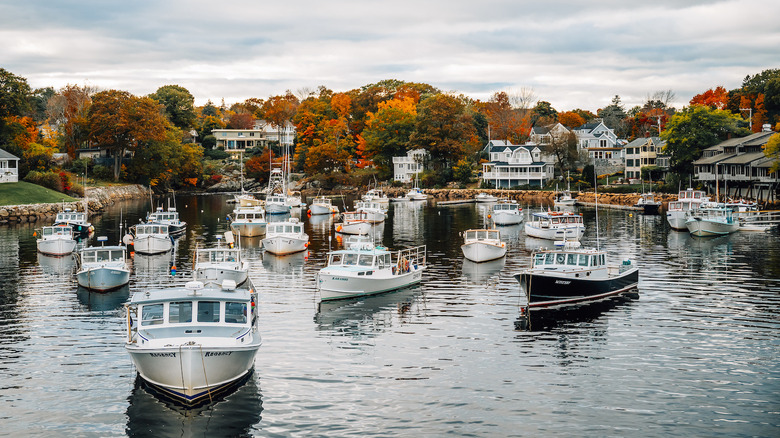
xmin=0 ymin=148 xmax=20 ymax=183
xmin=481 ymin=140 xmax=555 ymax=188
xmin=529 ymin=123 xmax=570 ymax=145
xmin=693 ymin=131 xmax=778 ymax=201
xmin=573 ymin=119 xmax=622 ymax=160
xmin=624 ymin=136 xmax=666 ymax=181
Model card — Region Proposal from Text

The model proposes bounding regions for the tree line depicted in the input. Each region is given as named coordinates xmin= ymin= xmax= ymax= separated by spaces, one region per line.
xmin=1 ymin=68 xmax=778 ymax=194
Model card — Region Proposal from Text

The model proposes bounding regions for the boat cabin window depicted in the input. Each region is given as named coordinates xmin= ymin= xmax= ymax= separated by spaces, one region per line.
xmin=579 ymin=254 xmax=589 ymax=266
xmin=545 ymin=253 xmax=555 ymax=265
xmin=197 ymin=301 xmax=220 ymax=323
xmin=142 ymin=304 xmax=164 ymax=326
xmin=556 ymin=254 xmax=566 ymax=264
xmin=533 ymin=253 xmax=545 ymax=266
xmin=225 ymin=302 xmax=247 ymax=324
xmin=169 ymin=301 xmax=193 ymax=323
xmin=567 ymin=254 xmax=577 ymax=265
xmin=358 ymin=254 xmax=373 ymax=266
xmin=552 ymin=218 xmax=560 ymax=224
xmin=343 ymin=253 xmax=358 ymax=265
xmin=329 ymin=254 xmax=343 ymax=265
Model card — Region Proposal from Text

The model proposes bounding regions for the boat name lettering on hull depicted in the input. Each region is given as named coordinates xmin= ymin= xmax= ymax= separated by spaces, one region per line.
xmin=205 ymin=351 xmax=232 ymax=357
xmin=555 ymin=280 xmax=571 ymax=285
xmin=149 ymin=352 xmax=176 ymax=358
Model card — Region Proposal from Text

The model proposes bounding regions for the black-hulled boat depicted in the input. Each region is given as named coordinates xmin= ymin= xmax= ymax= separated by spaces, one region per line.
xmin=633 ymin=192 xmax=661 ymax=215
xmin=514 ymin=241 xmax=639 ymax=309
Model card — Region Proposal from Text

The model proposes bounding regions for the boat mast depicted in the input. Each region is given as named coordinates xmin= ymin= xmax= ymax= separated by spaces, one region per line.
xmin=594 ymin=160 xmax=600 ymax=251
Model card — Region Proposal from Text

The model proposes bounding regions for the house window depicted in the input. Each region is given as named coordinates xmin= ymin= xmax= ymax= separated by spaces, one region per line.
xmin=600 ymin=139 xmax=607 ymax=148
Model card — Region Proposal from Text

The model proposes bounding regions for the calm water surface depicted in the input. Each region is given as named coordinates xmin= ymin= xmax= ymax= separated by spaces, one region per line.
xmin=1 ymin=195 xmax=778 ymax=437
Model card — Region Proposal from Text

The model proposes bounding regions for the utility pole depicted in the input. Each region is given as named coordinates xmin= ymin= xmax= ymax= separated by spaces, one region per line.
xmin=740 ymin=107 xmax=753 ymax=131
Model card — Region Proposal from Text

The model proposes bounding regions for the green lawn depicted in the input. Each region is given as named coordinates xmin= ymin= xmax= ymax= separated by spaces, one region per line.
xmin=0 ymin=181 xmax=78 ymax=206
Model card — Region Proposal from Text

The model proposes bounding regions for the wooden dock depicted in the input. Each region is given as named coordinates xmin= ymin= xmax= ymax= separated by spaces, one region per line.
xmin=436 ymin=199 xmax=476 ymax=206
xmin=576 ymin=201 xmax=642 ymax=211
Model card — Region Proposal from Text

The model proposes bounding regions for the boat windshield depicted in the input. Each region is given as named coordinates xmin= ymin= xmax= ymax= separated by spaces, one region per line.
xmin=82 ymin=248 xmax=124 ymax=263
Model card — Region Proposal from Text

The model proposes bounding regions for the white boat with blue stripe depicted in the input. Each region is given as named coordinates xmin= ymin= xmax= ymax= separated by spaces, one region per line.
xmin=75 ymin=237 xmax=130 ymax=291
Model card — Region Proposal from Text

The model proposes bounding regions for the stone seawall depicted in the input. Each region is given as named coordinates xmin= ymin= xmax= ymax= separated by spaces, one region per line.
xmin=0 ymin=184 xmax=148 ymax=225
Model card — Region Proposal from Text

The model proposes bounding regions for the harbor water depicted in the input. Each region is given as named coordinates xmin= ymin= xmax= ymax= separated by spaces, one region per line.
xmin=0 ymin=195 xmax=778 ymax=437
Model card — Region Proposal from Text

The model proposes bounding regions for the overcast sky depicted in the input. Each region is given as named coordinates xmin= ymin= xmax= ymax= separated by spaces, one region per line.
xmin=2 ymin=0 xmax=778 ymax=112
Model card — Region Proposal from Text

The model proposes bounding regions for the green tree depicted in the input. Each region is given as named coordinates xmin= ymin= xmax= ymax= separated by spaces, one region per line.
xmin=598 ymin=95 xmax=628 ymax=137
xmin=661 ymin=105 xmax=749 ymax=176
xmin=410 ymin=94 xmax=476 ymax=171
xmin=0 ymin=68 xmax=32 ymax=139
xmin=149 ymin=85 xmax=196 ymax=130
xmin=531 ymin=100 xmax=558 ymax=126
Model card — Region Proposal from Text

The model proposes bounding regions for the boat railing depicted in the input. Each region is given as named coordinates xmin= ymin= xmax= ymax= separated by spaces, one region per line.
xmin=396 ymin=245 xmax=427 ymax=268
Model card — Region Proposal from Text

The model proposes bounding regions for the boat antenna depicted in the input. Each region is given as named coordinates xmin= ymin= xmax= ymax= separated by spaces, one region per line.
xmin=593 ymin=161 xmax=600 ymax=251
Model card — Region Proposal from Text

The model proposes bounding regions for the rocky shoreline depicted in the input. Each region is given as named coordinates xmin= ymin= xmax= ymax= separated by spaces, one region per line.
xmin=0 ymin=184 xmax=148 ymax=225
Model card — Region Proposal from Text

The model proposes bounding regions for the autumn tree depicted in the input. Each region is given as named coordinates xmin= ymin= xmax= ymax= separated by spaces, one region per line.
xmin=361 ymin=96 xmax=418 ymax=179
xmin=410 ymin=94 xmax=477 ymax=171
xmin=124 ymin=127 xmax=203 ymax=189
xmin=292 ymin=91 xmax=334 ymax=173
xmin=763 ymin=132 xmax=780 ymax=174
xmin=149 ymin=85 xmax=196 ymax=130
xmin=244 ymin=148 xmax=274 ymax=184
xmin=531 ymin=101 xmax=558 ymax=127
xmin=46 ymin=84 xmax=94 ymax=157
xmin=0 ymin=68 xmax=32 ymax=141
xmin=88 ymin=90 xmax=170 ymax=181
xmin=661 ymin=105 xmax=749 ymax=176
xmin=227 ymin=112 xmax=255 ymax=129
xmin=598 ymin=95 xmax=628 ymax=137
xmin=558 ymin=111 xmax=586 ymax=129
xmin=481 ymin=91 xmax=526 ymax=143
xmin=547 ymin=131 xmax=579 ymax=174
xmin=690 ymin=86 xmax=729 ymax=109
xmin=261 ymin=92 xmax=299 ymax=153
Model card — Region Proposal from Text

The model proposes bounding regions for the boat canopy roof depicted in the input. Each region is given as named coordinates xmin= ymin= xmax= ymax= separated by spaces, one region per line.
xmin=267 ymin=221 xmax=304 ymax=234
xmin=80 ymin=246 xmax=125 ymax=262
xmin=135 ymin=223 xmax=169 ymax=234
xmin=464 ymin=229 xmax=501 ymax=241
xmin=130 ymin=282 xmax=252 ymax=305
xmin=42 ymin=225 xmax=73 ymax=236
xmin=197 ymin=247 xmax=240 ymax=263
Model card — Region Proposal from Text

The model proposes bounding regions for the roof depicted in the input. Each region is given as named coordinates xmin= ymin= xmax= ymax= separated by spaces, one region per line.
xmin=487 ymin=161 xmax=547 ymax=167
xmin=710 ymin=131 xmax=775 ymax=149
xmin=719 ymin=152 xmax=767 ymax=165
xmin=751 ymin=156 xmax=779 ymax=169
xmin=0 ymin=148 xmax=19 ymax=160
xmin=694 ymin=153 xmax=734 ymax=165
xmin=530 ymin=126 xmax=550 ymax=135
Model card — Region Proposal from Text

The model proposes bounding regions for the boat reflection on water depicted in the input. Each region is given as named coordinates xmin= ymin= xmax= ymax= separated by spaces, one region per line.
xmin=37 ymin=252 xmax=76 ymax=277
xmin=262 ymin=250 xmax=307 ymax=276
xmin=125 ymin=373 xmax=262 ymax=434
xmin=133 ymin=250 xmax=174 ymax=274
xmin=514 ymin=292 xmax=638 ymax=332
xmin=523 ymin=236 xmax=557 ymax=251
xmin=75 ymin=284 xmax=130 ymax=312
xmin=493 ymin=223 xmax=524 ymax=243
xmin=315 ymin=285 xmax=424 ymax=334
xmin=461 ymin=257 xmax=505 ymax=284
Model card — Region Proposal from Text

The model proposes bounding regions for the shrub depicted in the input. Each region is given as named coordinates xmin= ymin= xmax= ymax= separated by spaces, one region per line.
xmin=205 ymin=149 xmax=230 ymax=160
xmin=24 ymin=170 xmax=63 ymax=192
xmin=69 ymin=183 xmax=85 ymax=197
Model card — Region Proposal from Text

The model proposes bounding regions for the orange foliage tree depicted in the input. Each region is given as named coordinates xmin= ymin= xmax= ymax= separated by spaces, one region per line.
xmin=690 ymin=86 xmax=729 ymax=109
xmin=558 ymin=111 xmax=586 ymax=128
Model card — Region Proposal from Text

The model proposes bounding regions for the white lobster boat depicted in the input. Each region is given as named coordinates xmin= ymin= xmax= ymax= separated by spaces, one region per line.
xmin=229 ymin=207 xmax=267 ymax=237
xmin=525 ymin=210 xmax=585 ymax=241
xmin=362 ymin=188 xmax=389 ymax=207
xmin=405 ymin=187 xmax=428 ymax=201
xmin=309 ymin=196 xmax=339 ymax=215
xmin=130 ymin=223 xmax=173 ymax=255
xmin=265 ymin=194 xmax=292 ymax=215
xmin=235 ymin=193 xmax=262 ymax=208
xmin=666 ymin=188 xmax=710 ymax=230
xmin=262 ymin=218 xmax=309 ymax=255
xmin=124 ymin=280 xmax=261 ymax=407
xmin=194 ymin=233 xmax=249 ymax=287
xmin=76 ymin=237 xmax=130 ymax=291
xmin=491 ymin=200 xmax=523 ymax=225
xmin=317 ymin=240 xmax=426 ymax=301
xmin=335 ymin=211 xmax=373 ymax=235
xmin=54 ymin=209 xmax=93 ymax=237
xmin=36 ymin=225 xmax=77 ymax=256
xmin=146 ymin=207 xmax=187 ymax=236
xmin=474 ymin=192 xmax=498 ymax=203
xmin=461 ymin=229 xmax=506 ymax=263
xmin=685 ymin=204 xmax=739 ymax=237
xmin=354 ymin=200 xmax=387 ymax=223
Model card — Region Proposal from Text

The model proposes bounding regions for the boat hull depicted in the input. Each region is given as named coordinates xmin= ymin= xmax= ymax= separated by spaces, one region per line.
xmin=492 ymin=211 xmax=523 ymax=225
xmin=230 ymin=222 xmax=267 ymax=237
xmin=133 ymin=235 xmax=173 ymax=255
xmin=76 ymin=266 xmax=130 ymax=291
xmin=265 ymin=203 xmax=291 ymax=215
xmin=636 ymin=203 xmax=660 ymax=215
xmin=666 ymin=211 xmax=688 ymax=230
xmin=318 ymin=266 xmax=424 ymax=301
xmin=525 ymin=223 xmax=585 ymax=241
xmin=261 ymin=236 xmax=307 ymax=255
xmin=37 ymin=238 xmax=77 ymax=256
xmin=335 ymin=222 xmax=371 ymax=235
xmin=310 ymin=204 xmax=337 ymax=215
xmin=685 ymin=218 xmax=739 ymax=236
xmin=461 ymin=241 xmax=506 ymax=263
xmin=515 ymin=268 xmax=639 ymax=308
xmin=195 ymin=266 xmax=248 ymax=286
xmin=126 ymin=342 xmax=260 ymax=406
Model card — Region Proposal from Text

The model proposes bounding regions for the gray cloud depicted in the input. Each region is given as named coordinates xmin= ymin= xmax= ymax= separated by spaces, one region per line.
xmin=1 ymin=0 xmax=777 ymax=112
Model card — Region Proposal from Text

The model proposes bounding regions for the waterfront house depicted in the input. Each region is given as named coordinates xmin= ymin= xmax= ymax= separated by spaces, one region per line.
xmin=694 ymin=131 xmax=779 ymax=201
xmin=0 ymin=148 xmax=19 ymax=183
xmin=481 ymin=140 xmax=555 ymax=188
xmin=624 ymin=136 xmax=665 ymax=182
xmin=573 ymin=120 xmax=622 ymax=161
xmin=393 ymin=149 xmax=428 ymax=183
xmin=213 ymin=120 xmax=295 ymax=155
xmin=529 ymin=123 xmax=571 ymax=145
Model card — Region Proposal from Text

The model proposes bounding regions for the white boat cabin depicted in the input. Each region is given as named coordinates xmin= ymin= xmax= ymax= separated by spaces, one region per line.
xmin=41 ymin=225 xmax=74 ymax=239
xmin=533 ymin=250 xmax=606 ymax=271
xmin=464 ymin=229 xmax=501 ymax=242
xmin=233 ymin=209 xmax=265 ymax=221
xmin=135 ymin=224 xmax=169 ymax=236
xmin=81 ymin=247 xmax=126 ymax=263
xmin=267 ymin=221 xmax=304 ymax=235
xmin=56 ymin=211 xmax=87 ymax=224
xmin=328 ymin=251 xmax=394 ymax=270
xmin=197 ymin=248 xmax=240 ymax=265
